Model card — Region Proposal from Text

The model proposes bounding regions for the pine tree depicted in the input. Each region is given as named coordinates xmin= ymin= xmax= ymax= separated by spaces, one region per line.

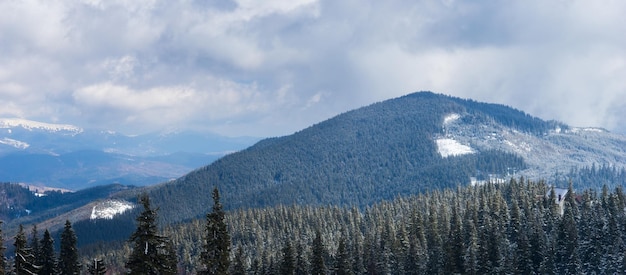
xmin=0 ymin=221 xmax=5 ymax=275
xmin=335 ymin=235 xmax=353 ymax=275
xmin=311 ymin=230 xmax=326 ymax=275
xmin=231 ymin=245 xmax=246 ymax=275
xmin=58 ymin=220 xmax=80 ymax=275
xmin=200 ymin=187 xmax=231 ymax=275
xmin=87 ymin=258 xmax=106 ymax=275
xmin=280 ymin=239 xmax=295 ymax=275
xmin=295 ymin=241 xmax=309 ymax=275
xmin=29 ymin=225 xmax=41 ymax=268
xmin=555 ymin=201 xmax=580 ymax=273
xmin=39 ymin=229 xmax=57 ymax=275
xmin=14 ymin=224 xmax=40 ymax=274
xmin=125 ymin=194 xmax=177 ymax=275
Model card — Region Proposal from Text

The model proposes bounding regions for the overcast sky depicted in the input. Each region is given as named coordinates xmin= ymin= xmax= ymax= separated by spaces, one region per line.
xmin=1 ymin=0 xmax=625 ymax=137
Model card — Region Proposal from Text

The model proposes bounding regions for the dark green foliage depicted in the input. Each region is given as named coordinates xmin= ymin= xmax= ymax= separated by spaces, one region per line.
xmin=29 ymin=225 xmax=41 ymax=268
xmin=0 ymin=182 xmax=134 ymax=235
xmin=231 ymin=246 xmax=246 ymax=275
xmin=335 ymin=236 xmax=353 ymax=275
xmin=311 ymin=230 xmax=326 ymax=275
xmin=200 ymin=187 xmax=230 ymax=275
xmin=14 ymin=224 xmax=40 ymax=274
xmin=87 ymin=258 xmax=106 ymax=275
xmin=77 ymin=179 xmax=626 ymax=274
xmin=125 ymin=194 xmax=177 ymax=275
xmin=140 ymin=92 xmax=532 ymax=225
xmin=0 ymin=221 xmax=5 ymax=275
xmin=39 ymin=229 xmax=56 ymax=275
xmin=58 ymin=220 xmax=80 ymax=275
xmin=279 ymin=240 xmax=295 ymax=275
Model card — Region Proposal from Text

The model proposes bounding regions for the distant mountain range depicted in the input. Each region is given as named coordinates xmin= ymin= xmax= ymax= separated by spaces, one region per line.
xmin=4 ymin=91 xmax=626 ymax=242
xmin=0 ymin=118 xmax=259 ymax=190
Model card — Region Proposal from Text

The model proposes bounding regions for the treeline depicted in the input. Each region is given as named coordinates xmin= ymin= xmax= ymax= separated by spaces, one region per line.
xmin=0 ymin=182 xmax=133 ymax=231
xmin=563 ymin=163 xmax=626 ymax=190
xmin=2 ymin=188 xmax=231 ymax=274
xmin=1 ymin=220 xmax=81 ymax=274
xmin=83 ymin=178 xmax=626 ymax=274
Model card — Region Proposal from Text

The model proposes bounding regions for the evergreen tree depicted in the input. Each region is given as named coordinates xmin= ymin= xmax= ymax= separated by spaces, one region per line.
xmin=445 ymin=202 xmax=464 ymax=274
xmin=87 ymin=259 xmax=106 ymax=275
xmin=556 ymin=201 xmax=580 ymax=273
xmin=335 ymin=235 xmax=353 ymax=275
xmin=295 ymin=241 xmax=309 ymax=275
xmin=29 ymin=225 xmax=41 ymax=268
xmin=125 ymin=194 xmax=177 ymax=275
xmin=0 ymin=221 xmax=5 ymax=275
xmin=14 ymin=224 xmax=40 ymax=274
xmin=39 ymin=229 xmax=57 ymax=275
xmin=200 ymin=187 xmax=231 ymax=275
xmin=58 ymin=220 xmax=80 ymax=275
xmin=231 ymin=245 xmax=246 ymax=275
xmin=280 ymin=239 xmax=295 ymax=275
xmin=311 ymin=230 xmax=326 ymax=275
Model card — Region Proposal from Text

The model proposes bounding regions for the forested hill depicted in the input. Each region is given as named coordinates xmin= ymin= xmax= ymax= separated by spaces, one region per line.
xmin=136 ymin=91 xmax=559 ymax=222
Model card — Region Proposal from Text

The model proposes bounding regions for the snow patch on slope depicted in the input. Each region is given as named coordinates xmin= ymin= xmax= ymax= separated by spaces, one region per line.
xmin=436 ymin=138 xmax=474 ymax=157
xmin=0 ymin=137 xmax=30 ymax=149
xmin=0 ymin=118 xmax=83 ymax=133
xmin=90 ymin=200 xmax=134 ymax=220
xmin=443 ymin=113 xmax=461 ymax=125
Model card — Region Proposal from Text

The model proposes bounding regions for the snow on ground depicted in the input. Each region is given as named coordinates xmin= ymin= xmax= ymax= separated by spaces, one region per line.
xmin=443 ymin=113 xmax=461 ymax=125
xmin=90 ymin=200 xmax=134 ymax=220
xmin=0 ymin=137 xmax=30 ymax=149
xmin=570 ymin=127 xmax=607 ymax=133
xmin=0 ymin=118 xmax=83 ymax=133
xmin=503 ymin=139 xmax=532 ymax=154
xmin=436 ymin=138 xmax=474 ymax=158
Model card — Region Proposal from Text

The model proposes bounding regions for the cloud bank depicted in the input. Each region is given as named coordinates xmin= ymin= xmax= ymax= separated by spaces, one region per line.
xmin=1 ymin=0 xmax=625 ymax=136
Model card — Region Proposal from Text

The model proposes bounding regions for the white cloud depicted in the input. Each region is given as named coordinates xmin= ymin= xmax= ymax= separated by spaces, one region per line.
xmin=1 ymin=0 xmax=625 ymax=136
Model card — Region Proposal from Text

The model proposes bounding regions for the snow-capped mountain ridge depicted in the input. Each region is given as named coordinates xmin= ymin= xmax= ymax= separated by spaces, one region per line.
xmin=0 ymin=137 xmax=29 ymax=149
xmin=0 ymin=118 xmax=83 ymax=133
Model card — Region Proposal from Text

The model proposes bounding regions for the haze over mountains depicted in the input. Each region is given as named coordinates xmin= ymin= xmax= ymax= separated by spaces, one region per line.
xmin=0 ymin=118 xmax=259 ymax=190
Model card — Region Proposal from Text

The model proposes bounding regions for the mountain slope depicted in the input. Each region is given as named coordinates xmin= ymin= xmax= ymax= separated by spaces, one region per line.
xmin=14 ymin=91 xmax=626 ymax=248
xmin=137 ymin=92 xmax=560 ymax=222
xmin=0 ymin=118 xmax=259 ymax=190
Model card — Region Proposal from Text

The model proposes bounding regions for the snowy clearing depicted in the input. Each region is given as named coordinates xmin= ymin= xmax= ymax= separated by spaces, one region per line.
xmin=443 ymin=113 xmax=461 ymax=125
xmin=90 ymin=200 xmax=134 ymax=220
xmin=436 ymin=138 xmax=474 ymax=157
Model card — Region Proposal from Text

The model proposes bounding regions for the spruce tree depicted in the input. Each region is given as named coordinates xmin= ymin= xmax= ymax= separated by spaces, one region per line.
xmin=29 ymin=225 xmax=41 ymax=268
xmin=87 ymin=258 xmax=106 ymax=275
xmin=231 ymin=245 xmax=246 ymax=275
xmin=0 ymin=221 xmax=5 ymax=275
xmin=125 ymin=194 xmax=177 ymax=275
xmin=14 ymin=224 xmax=40 ymax=274
xmin=335 ymin=235 xmax=353 ymax=275
xmin=310 ymin=230 xmax=326 ymax=275
xmin=295 ymin=241 xmax=309 ymax=275
xmin=58 ymin=220 xmax=80 ymax=275
xmin=280 ymin=239 xmax=295 ymax=275
xmin=39 ymin=229 xmax=57 ymax=275
xmin=200 ymin=187 xmax=231 ymax=275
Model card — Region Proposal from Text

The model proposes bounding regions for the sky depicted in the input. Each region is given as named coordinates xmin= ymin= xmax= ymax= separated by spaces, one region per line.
xmin=1 ymin=0 xmax=625 ymax=137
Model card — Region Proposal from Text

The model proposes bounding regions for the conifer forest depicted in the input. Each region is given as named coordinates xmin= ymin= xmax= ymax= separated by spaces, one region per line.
xmin=5 ymin=179 xmax=626 ymax=274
